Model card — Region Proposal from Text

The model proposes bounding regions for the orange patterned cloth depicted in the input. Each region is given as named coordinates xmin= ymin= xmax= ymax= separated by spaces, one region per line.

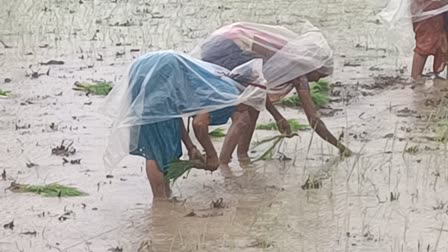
xmin=413 ymin=2 xmax=448 ymax=73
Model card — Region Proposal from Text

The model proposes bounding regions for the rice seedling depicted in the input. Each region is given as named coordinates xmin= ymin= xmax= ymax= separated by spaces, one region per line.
xmin=404 ymin=145 xmax=419 ymax=155
xmin=0 ymin=89 xmax=11 ymax=97
xmin=209 ymin=128 xmax=226 ymax=138
xmin=279 ymin=95 xmax=300 ymax=107
xmin=279 ymin=80 xmax=330 ymax=108
xmin=251 ymin=134 xmax=299 ymax=162
xmin=8 ymin=182 xmax=87 ymax=197
xmin=72 ymin=81 xmax=113 ymax=96
xmin=164 ymin=160 xmax=204 ymax=184
xmin=256 ymin=119 xmax=308 ymax=132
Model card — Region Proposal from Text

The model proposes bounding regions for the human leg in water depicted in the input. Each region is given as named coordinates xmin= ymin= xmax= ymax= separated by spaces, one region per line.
xmin=145 ymin=160 xmax=171 ymax=198
xmin=192 ymin=113 xmax=219 ymax=171
xmin=236 ymin=106 xmax=259 ymax=165
xmin=219 ymin=104 xmax=251 ymax=177
xmin=411 ymin=52 xmax=428 ymax=81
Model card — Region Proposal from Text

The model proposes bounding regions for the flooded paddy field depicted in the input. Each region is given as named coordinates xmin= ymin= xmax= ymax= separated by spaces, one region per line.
xmin=2 ymin=0 xmax=448 ymax=251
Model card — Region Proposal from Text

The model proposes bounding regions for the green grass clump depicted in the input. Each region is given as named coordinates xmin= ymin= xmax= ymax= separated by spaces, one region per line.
xmin=73 ymin=81 xmax=113 ymax=96
xmin=279 ymin=95 xmax=300 ymax=107
xmin=256 ymin=119 xmax=308 ymax=132
xmin=9 ymin=182 xmax=87 ymax=197
xmin=279 ymin=80 xmax=330 ymax=108
xmin=0 ymin=89 xmax=11 ymax=97
xmin=209 ymin=128 xmax=226 ymax=138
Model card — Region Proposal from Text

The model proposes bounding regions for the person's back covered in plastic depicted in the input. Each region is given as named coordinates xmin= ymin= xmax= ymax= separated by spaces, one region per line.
xmin=191 ymin=20 xmax=351 ymax=173
xmin=102 ymin=50 xmax=266 ymax=198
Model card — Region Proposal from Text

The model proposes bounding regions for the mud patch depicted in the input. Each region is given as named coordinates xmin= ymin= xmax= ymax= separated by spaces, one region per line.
xmin=301 ymin=177 xmax=322 ymax=190
xmin=3 ymin=220 xmax=14 ymax=230
xmin=51 ymin=139 xmax=76 ymax=157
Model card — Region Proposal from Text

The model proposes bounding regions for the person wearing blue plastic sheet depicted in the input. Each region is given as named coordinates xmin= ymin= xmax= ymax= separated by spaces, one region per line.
xmin=102 ymin=50 xmax=266 ymax=198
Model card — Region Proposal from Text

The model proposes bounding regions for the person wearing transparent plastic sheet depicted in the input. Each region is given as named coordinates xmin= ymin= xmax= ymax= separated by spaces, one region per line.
xmin=379 ymin=0 xmax=448 ymax=80
xmin=102 ymin=51 xmax=266 ymax=198
xmin=192 ymin=21 xmax=351 ymax=173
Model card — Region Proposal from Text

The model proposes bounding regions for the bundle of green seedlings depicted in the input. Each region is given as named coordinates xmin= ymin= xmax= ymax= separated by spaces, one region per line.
xmin=72 ymin=81 xmax=113 ymax=96
xmin=9 ymin=182 xmax=87 ymax=197
xmin=166 ymin=124 xmax=302 ymax=182
xmin=164 ymin=160 xmax=205 ymax=184
xmin=165 ymin=128 xmax=227 ymax=183
xmin=0 ymin=89 xmax=11 ymax=97
xmin=251 ymin=133 xmax=299 ymax=162
xmin=279 ymin=80 xmax=330 ymax=108
xmin=209 ymin=128 xmax=226 ymax=138
xmin=256 ymin=119 xmax=308 ymax=132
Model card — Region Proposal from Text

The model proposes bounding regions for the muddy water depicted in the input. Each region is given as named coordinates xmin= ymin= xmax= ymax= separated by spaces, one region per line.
xmin=2 ymin=0 xmax=448 ymax=251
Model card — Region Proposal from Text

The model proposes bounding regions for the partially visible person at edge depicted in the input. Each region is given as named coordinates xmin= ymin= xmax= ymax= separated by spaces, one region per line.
xmin=411 ymin=0 xmax=448 ymax=80
xmin=193 ymin=22 xmax=351 ymax=174
xmin=104 ymin=50 xmax=266 ymax=198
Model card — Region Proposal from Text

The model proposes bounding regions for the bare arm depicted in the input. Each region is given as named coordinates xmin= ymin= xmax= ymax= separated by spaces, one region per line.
xmin=295 ymin=79 xmax=349 ymax=153
xmin=192 ymin=113 xmax=219 ymax=171
xmin=265 ymin=96 xmax=284 ymax=121
xmin=265 ymin=95 xmax=292 ymax=135
xmin=180 ymin=120 xmax=204 ymax=162
xmin=180 ymin=120 xmax=195 ymax=151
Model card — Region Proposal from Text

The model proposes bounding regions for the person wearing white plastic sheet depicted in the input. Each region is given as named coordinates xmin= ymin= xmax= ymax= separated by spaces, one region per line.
xmin=379 ymin=0 xmax=448 ymax=80
xmin=191 ymin=21 xmax=351 ymax=172
xmin=102 ymin=50 xmax=266 ymax=198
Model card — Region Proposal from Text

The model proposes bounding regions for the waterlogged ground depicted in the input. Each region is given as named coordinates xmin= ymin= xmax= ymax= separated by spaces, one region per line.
xmin=2 ymin=0 xmax=448 ymax=251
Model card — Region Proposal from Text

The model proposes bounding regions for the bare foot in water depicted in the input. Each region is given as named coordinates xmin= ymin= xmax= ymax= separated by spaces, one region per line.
xmin=237 ymin=152 xmax=251 ymax=166
xmin=238 ymin=156 xmax=251 ymax=167
xmin=219 ymin=164 xmax=234 ymax=178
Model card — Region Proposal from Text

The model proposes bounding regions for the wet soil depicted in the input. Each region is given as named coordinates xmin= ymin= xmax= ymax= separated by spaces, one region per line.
xmin=2 ymin=0 xmax=448 ymax=251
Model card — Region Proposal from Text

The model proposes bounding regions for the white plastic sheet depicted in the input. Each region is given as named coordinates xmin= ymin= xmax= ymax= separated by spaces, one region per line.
xmin=379 ymin=0 xmax=448 ymax=26
xmin=191 ymin=20 xmax=334 ymax=99
xmin=102 ymin=50 xmax=267 ymax=169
